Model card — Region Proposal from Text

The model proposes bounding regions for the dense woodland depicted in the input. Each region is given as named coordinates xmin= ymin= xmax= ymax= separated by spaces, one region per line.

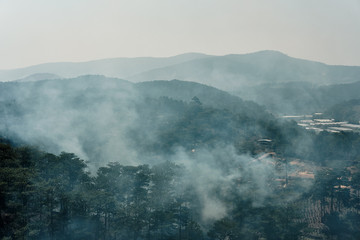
xmin=2 ymin=130 xmax=360 ymax=239
xmin=2 ymin=77 xmax=360 ymax=239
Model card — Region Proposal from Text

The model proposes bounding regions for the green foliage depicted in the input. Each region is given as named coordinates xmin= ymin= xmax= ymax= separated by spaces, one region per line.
xmin=2 ymin=133 xmax=360 ymax=239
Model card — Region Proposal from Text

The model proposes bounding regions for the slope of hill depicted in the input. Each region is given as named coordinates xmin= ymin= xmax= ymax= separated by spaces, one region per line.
xmin=324 ymin=99 xmax=360 ymax=124
xmin=0 ymin=75 xmax=275 ymax=168
xmin=135 ymin=79 xmax=265 ymax=117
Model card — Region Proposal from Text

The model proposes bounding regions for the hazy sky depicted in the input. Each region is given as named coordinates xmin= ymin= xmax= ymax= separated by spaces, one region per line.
xmin=1 ymin=0 xmax=360 ymax=69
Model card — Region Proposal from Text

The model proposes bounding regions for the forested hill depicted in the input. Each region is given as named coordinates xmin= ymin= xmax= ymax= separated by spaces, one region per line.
xmin=135 ymin=80 xmax=265 ymax=116
xmin=2 ymin=75 xmax=360 ymax=164
xmin=2 ymin=75 xmax=360 ymax=239
xmin=0 ymin=75 xmax=272 ymax=167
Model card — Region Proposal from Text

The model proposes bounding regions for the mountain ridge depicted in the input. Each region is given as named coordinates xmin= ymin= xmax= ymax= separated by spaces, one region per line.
xmin=129 ymin=51 xmax=360 ymax=89
xmin=2 ymin=50 xmax=360 ymax=92
xmin=0 ymin=52 xmax=210 ymax=82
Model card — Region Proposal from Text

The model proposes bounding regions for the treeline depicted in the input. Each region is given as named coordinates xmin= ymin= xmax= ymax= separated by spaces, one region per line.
xmin=0 ymin=142 xmax=204 ymax=240
xmin=2 ymin=140 xmax=360 ymax=239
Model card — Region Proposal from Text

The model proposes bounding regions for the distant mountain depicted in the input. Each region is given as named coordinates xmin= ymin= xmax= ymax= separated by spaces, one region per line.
xmin=0 ymin=53 xmax=209 ymax=82
xmin=15 ymin=73 xmax=61 ymax=82
xmin=129 ymin=50 xmax=360 ymax=89
xmin=2 ymin=51 xmax=360 ymax=90
xmin=3 ymin=51 xmax=360 ymax=116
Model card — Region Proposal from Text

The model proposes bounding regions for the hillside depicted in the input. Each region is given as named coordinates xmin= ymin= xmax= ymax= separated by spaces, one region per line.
xmin=2 ymin=75 xmax=357 ymax=165
xmin=324 ymin=99 xmax=360 ymax=124
xmin=0 ymin=76 xmax=274 ymax=168
xmin=135 ymin=80 xmax=265 ymax=117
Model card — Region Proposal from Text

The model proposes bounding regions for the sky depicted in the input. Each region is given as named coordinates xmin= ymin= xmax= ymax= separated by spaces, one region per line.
xmin=0 ymin=0 xmax=360 ymax=69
